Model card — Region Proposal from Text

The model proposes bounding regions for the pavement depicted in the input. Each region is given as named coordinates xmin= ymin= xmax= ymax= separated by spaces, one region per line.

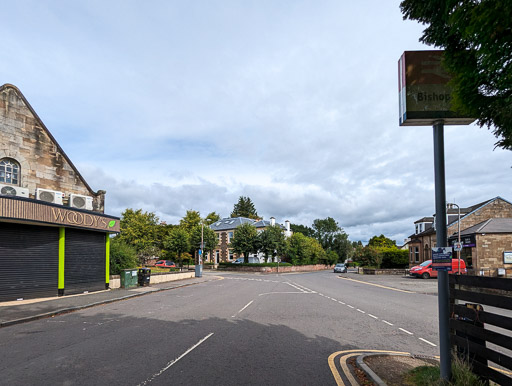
xmin=0 ymin=271 xmax=438 ymax=385
xmin=0 ymin=275 xmax=215 ymax=328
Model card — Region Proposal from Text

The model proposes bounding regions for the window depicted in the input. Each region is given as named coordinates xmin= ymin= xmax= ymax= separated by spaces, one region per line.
xmin=414 ymin=247 xmax=419 ymax=262
xmin=0 ymin=158 xmax=20 ymax=185
xmin=229 ymin=250 xmax=234 ymax=260
xmin=228 ymin=232 xmax=234 ymax=243
xmin=415 ymin=224 xmax=419 ymax=234
xmin=409 ymin=247 xmax=413 ymax=262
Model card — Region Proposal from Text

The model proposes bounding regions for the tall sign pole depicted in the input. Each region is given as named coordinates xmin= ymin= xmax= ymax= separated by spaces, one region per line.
xmin=433 ymin=120 xmax=451 ymax=380
xmin=399 ymin=51 xmax=475 ymax=382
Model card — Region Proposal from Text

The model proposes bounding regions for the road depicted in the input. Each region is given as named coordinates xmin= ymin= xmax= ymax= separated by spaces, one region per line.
xmin=0 ymin=270 xmax=440 ymax=385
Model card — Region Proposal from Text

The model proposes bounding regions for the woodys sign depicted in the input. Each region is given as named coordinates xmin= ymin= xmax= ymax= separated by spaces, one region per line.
xmin=0 ymin=196 xmax=120 ymax=232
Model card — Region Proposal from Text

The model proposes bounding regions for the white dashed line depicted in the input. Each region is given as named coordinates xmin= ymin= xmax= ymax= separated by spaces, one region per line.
xmin=419 ymin=338 xmax=437 ymax=347
xmin=357 ymin=309 xmax=365 ymax=314
xmin=338 ymin=301 xmax=345 ymax=305
xmin=399 ymin=328 xmax=413 ymax=335
xmin=382 ymin=320 xmax=393 ymax=326
xmin=368 ymin=314 xmax=378 ymax=319
xmin=347 ymin=305 xmax=354 ymax=309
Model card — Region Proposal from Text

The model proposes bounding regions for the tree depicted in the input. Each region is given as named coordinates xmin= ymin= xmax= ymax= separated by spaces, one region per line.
xmin=109 ymin=237 xmax=139 ymax=274
xmin=285 ymin=233 xmax=326 ymax=265
xmin=118 ymin=209 xmax=159 ymax=252
xmin=179 ymin=210 xmax=201 ymax=232
xmin=312 ymin=217 xmax=340 ymax=251
xmin=163 ymin=227 xmax=190 ymax=267
xmin=230 ymin=222 xmax=258 ymax=263
xmin=400 ymin=0 xmax=512 ymax=150
xmin=190 ymin=224 xmax=218 ymax=262
xmin=290 ymin=223 xmax=315 ymax=238
xmin=259 ymin=225 xmax=287 ymax=263
xmin=204 ymin=212 xmax=221 ymax=226
xmin=368 ymin=234 xmax=396 ymax=249
xmin=230 ymin=196 xmax=259 ymax=219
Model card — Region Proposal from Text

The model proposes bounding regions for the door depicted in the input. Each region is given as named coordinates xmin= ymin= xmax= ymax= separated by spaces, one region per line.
xmin=64 ymin=228 xmax=106 ymax=294
xmin=0 ymin=222 xmax=59 ymax=301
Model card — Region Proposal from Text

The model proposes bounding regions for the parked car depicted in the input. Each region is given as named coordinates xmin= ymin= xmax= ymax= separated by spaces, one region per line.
xmin=409 ymin=259 xmax=467 ymax=279
xmin=334 ymin=263 xmax=347 ymax=273
xmin=232 ymin=258 xmax=244 ymax=264
xmin=155 ymin=260 xmax=176 ymax=268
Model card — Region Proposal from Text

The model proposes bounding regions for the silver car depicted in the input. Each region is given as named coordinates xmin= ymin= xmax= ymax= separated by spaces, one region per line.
xmin=334 ymin=263 xmax=347 ymax=273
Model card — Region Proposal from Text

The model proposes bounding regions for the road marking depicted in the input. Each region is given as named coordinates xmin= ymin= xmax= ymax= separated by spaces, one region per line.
xmin=382 ymin=320 xmax=394 ymax=326
xmin=232 ymin=300 xmax=254 ymax=318
xmin=419 ymin=337 xmax=437 ymax=346
xmin=337 ymin=277 xmax=415 ymax=293
xmin=338 ymin=301 xmax=345 ymax=305
xmin=399 ymin=328 xmax=413 ymax=335
xmin=357 ymin=309 xmax=365 ymax=314
xmin=368 ymin=314 xmax=378 ymax=319
xmin=347 ymin=305 xmax=354 ymax=308
xmin=328 ymin=349 xmax=410 ymax=386
xmin=139 ymin=333 xmax=214 ymax=385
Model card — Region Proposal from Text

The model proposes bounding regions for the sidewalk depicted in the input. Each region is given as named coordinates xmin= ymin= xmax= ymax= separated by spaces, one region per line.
xmin=0 ymin=275 xmax=214 ymax=328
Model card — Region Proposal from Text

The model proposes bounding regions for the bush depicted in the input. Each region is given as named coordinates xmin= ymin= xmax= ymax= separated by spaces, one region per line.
xmin=380 ymin=248 xmax=409 ymax=268
xmin=110 ymin=238 xmax=139 ymax=275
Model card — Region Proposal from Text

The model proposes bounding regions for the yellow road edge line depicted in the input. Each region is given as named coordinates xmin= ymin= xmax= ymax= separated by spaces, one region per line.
xmin=340 ymin=353 xmax=363 ymax=386
xmin=328 ymin=349 xmax=410 ymax=385
xmin=337 ymin=276 xmax=415 ymax=293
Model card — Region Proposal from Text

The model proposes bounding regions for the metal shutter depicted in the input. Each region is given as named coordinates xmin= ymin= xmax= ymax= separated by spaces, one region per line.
xmin=64 ymin=228 xmax=105 ymax=294
xmin=0 ymin=222 xmax=59 ymax=302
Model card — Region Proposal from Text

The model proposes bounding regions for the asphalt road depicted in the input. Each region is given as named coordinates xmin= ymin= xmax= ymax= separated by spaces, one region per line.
xmin=0 ymin=270 xmax=440 ymax=385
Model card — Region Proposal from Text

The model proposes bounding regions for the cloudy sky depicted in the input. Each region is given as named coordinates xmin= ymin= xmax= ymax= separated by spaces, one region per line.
xmin=2 ymin=1 xmax=510 ymax=244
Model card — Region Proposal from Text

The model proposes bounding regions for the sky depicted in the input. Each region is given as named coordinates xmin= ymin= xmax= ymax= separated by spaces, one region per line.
xmin=1 ymin=1 xmax=510 ymax=244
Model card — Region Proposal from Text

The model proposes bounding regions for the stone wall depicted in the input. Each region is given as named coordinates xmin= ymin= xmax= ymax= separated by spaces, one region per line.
xmin=218 ymin=264 xmax=333 ymax=273
xmin=475 ymin=233 xmax=512 ymax=275
xmin=108 ymin=271 xmax=195 ymax=288
xmin=0 ymin=85 xmax=105 ymax=212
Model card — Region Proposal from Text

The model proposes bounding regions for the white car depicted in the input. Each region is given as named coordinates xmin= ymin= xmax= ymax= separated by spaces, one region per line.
xmin=334 ymin=263 xmax=347 ymax=273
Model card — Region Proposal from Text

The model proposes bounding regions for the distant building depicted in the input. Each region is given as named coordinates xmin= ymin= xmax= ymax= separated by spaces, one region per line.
xmin=408 ymin=197 xmax=512 ymax=276
xmin=209 ymin=216 xmax=292 ymax=263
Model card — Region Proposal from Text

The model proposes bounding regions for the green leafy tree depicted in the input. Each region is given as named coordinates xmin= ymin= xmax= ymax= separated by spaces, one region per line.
xmin=231 ymin=222 xmax=258 ymax=263
xmin=204 ymin=212 xmax=221 ymax=226
xmin=164 ymin=227 xmax=190 ymax=267
xmin=290 ymin=223 xmax=315 ymax=238
xmin=118 ymin=209 xmax=159 ymax=252
xmin=230 ymin=196 xmax=259 ymax=219
xmin=380 ymin=248 xmax=409 ymax=268
xmin=109 ymin=237 xmax=139 ymax=274
xmin=400 ymin=0 xmax=512 ymax=150
xmin=179 ymin=210 xmax=202 ymax=232
xmin=190 ymin=225 xmax=218 ymax=262
xmin=312 ymin=217 xmax=340 ymax=250
xmin=368 ymin=235 xmax=396 ymax=248
xmin=285 ymin=233 xmax=326 ymax=265
xmin=259 ymin=225 xmax=287 ymax=263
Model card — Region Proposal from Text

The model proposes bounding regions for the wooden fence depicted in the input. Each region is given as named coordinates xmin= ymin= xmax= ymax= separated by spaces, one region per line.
xmin=449 ymin=274 xmax=512 ymax=385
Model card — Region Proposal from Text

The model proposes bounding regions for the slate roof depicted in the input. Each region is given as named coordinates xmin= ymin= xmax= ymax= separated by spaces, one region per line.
xmin=210 ymin=217 xmax=285 ymax=231
xmin=454 ymin=218 xmax=512 ymax=236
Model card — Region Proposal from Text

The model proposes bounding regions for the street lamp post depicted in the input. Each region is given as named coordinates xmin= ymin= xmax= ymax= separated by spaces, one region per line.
xmin=447 ymin=202 xmax=461 ymax=274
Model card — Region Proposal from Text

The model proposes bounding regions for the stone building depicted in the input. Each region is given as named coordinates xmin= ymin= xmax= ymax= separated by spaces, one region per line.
xmin=0 ymin=84 xmax=119 ymax=301
xmin=408 ymin=197 xmax=512 ymax=276
xmin=209 ymin=217 xmax=291 ymax=263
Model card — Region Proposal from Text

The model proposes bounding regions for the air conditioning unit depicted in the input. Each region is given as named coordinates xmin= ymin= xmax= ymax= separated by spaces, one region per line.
xmin=68 ymin=194 xmax=93 ymax=210
xmin=36 ymin=188 xmax=64 ymax=205
xmin=0 ymin=184 xmax=29 ymax=198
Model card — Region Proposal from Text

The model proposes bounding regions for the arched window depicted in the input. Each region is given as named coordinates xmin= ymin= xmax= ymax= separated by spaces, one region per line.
xmin=0 ymin=158 xmax=20 ymax=185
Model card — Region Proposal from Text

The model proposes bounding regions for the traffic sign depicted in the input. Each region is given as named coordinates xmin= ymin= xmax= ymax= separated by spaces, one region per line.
xmin=454 ymin=242 xmax=462 ymax=252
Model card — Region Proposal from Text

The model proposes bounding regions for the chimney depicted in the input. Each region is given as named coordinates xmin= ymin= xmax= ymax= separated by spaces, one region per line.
xmin=270 ymin=217 xmax=275 ymax=226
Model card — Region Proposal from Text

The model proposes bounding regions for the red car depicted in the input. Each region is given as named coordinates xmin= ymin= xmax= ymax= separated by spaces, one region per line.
xmin=155 ymin=260 xmax=176 ymax=268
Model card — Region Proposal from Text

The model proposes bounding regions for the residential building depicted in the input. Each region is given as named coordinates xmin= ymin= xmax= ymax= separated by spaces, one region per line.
xmin=209 ymin=216 xmax=291 ymax=263
xmin=408 ymin=197 xmax=512 ymax=276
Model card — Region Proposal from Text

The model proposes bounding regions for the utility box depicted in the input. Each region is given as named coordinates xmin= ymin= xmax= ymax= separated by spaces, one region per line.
xmin=120 ymin=269 xmax=138 ymax=288
xmin=138 ymin=268 xmax=151 ymax=287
